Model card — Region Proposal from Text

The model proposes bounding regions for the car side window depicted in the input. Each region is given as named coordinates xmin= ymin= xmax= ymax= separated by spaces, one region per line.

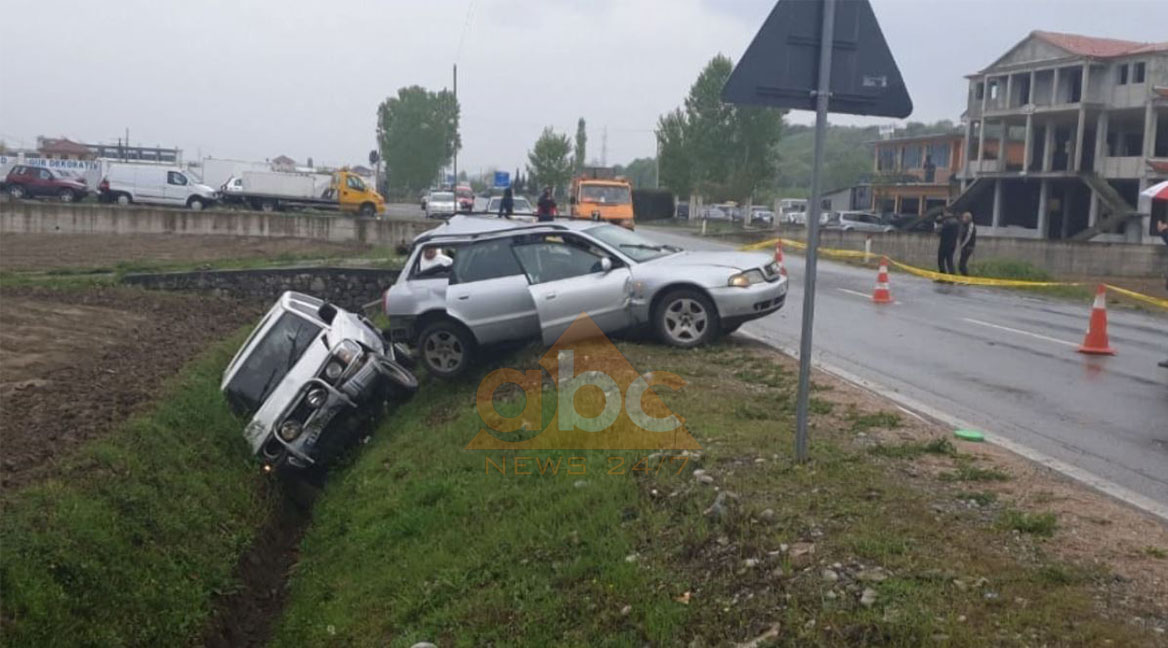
xmin=167 ymin=171 xmax=187 ymax=186
xmin=346 ymin=175 xmax=365 ymax=191
xmin=39 ymin=169 xmax=52 ymax=180
xmin=450 ymin=238 xmax=523 ymax=285
xmin=512 ymin=234 xmax=612 ymax=285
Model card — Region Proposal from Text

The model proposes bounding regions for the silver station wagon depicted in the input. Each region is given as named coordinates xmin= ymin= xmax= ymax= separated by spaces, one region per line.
xmin=222 ymin=292 xmax=418 ymax=471
xmin=383 ymin=216 xmax=788 ymax=378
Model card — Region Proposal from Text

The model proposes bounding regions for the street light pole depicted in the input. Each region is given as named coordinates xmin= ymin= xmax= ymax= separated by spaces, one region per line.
xmin=452 ymin=64 xmax=458 ymax=189
xmin=793 ymin=0 xmax=836 ymax=463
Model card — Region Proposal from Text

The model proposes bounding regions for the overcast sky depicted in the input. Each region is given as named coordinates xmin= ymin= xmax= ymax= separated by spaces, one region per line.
xmin=1 ymin=0 xmax=1165 ymax=176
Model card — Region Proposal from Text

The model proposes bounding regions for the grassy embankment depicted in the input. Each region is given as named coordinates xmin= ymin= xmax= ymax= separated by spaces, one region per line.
xmin=270 ymin=339 xmax=1161 ymax=646
xmin=0 ymin=333 xmax=274 ymax=646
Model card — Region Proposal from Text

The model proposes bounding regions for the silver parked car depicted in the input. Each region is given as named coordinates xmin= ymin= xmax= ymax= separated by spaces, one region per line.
xmin=221 ymin=292 xmax=418 ymax=471
xmin=828 ymin=211 xmax=895 ymax=233
xmin=383 ymin=216 xmax=788 ymax=378
xmin=486 ymin=195 xmax=535 ymax=218
xmin=425 ymin=191 xmax=457 ymax=219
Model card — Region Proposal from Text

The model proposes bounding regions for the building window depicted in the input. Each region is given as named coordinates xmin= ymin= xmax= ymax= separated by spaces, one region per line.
xmin=877 ymin=147 xmax=896 ymax=171
xmin=1133 ymin=62 xmax=1146 ymax=84
xmin=988 ymin=80 xmax=1000 ymax=100
xmin=902 ymin=145 xmax=923 ymax=169
xmin=925 ymin=143 xmax=951 ymax=169
xmin=975 ymin=82 xmax=985 ymax=100
xmin=1117 ymin=64 xmax=1128 ymax=85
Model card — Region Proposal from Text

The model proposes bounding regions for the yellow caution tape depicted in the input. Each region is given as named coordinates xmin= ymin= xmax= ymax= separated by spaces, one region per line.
xmin=1103 ymin=284 xmax=1168 ymax=310
xmin=739 ymin=237 xmax=1168 ymax=309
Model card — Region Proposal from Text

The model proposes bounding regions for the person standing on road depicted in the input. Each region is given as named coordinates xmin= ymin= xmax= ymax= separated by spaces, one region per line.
xmin=937 ymin=211 xmax=959 ymax=276
xmin=957 ymin=211 xmax=977 ymax=276
xmin=498 ymin=186 xmax=515 ymax=219
xmin=536 ymin=187 xmax=557 ymax=222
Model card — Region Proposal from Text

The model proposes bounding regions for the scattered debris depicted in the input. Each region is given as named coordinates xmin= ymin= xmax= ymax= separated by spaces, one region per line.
xmin=860 ymin=588 xmax=878 ymax=608
xmin=735 ymin=622 xmax=781 ymax=648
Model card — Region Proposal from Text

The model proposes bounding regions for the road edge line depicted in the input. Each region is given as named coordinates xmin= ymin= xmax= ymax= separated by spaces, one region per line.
xmin=737 ymin=330 xmax=1168 ymax=525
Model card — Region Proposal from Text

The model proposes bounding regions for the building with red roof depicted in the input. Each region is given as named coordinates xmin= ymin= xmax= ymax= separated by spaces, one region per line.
xmin=953 ymin=31 xmax=1167 ymax=244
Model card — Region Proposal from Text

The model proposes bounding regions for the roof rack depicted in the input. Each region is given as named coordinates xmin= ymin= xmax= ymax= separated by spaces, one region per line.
xmin=415 ymin=217 xmax=572 ymax=243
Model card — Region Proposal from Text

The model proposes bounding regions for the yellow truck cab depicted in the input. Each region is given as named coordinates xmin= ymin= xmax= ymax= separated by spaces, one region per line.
xmin=569 ymin=167 xmax=634 ymax=229
xmin=330 ymin=169 xmax=386 ymax=217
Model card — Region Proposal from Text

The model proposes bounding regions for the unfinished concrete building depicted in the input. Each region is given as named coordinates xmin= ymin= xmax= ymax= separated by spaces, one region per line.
xmin=954 ymin=31 xmax=1168 ymax=243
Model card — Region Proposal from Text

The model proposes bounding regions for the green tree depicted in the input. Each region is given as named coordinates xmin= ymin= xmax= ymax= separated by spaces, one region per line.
xmin=656 ymin=108 xmax=691 ymax=196
xmin=615 ymin=157 xmax=657 ymax=189
xmin=377 ymin=86 xmax=460 ymax=195
xmin=526 ymin=127 xmax=573 ymax=198
xmin=683 ymin=56 xmax=737 ymax=197
xmin=573 ymin=118 xmax=587 ymax=174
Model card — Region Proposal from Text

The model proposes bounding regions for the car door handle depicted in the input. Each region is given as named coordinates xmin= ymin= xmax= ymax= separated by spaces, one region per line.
xmin=544 ymin=292 xmax=556 ymax=300
xmin=457 ymin=294 xmax=470 ymax=300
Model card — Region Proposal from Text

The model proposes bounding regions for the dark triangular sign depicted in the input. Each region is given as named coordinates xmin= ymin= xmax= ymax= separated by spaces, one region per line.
xmin=722 ymin=0 xmax=912 ymax=118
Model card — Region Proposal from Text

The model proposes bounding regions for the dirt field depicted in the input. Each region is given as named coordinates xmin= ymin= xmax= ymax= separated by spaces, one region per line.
xmin=0 ymin=233 xmax=372 ymax=272
xmin=0 ymin=285 xmax=262 ymax=488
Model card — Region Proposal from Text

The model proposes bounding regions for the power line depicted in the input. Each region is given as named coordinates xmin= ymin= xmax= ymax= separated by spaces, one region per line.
xmin=455 ymin=0 xmax=477 ymax=63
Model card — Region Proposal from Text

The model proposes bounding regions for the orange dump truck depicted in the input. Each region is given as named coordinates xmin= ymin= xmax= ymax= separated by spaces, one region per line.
xmin=569 ymin=167 xmax=634 ymax=229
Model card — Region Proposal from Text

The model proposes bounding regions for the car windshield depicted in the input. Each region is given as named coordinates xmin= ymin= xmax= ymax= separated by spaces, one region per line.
xmin=585 ymin=224 xmax=678 ymax=261
xmin=579 ymin=185 xmax=630 ymax=204
xmin=432 ymin=192 xmax=454 ymax=202
xmin=223 ymin=312 xmax=322 ymax=418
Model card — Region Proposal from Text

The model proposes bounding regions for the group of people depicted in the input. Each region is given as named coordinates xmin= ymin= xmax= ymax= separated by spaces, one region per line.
xmin=495 ymin=186 xmax=558 ymax=222
xmin=936 ymin=211 xmax=977 ymax=277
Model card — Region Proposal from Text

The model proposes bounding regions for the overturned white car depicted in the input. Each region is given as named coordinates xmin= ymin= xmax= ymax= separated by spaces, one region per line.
xmin=221 ymin=291 xmax=417 ymax=471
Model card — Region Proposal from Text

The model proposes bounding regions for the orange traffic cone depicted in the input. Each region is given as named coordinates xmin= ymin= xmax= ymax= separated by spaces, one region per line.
xmin=872 ymin=256 xmax=893 ymax=303
xmin=773 ymin=240 xmax=788 ymax=277
xmin=1078 ymin=284 xmax=1116 ymax=355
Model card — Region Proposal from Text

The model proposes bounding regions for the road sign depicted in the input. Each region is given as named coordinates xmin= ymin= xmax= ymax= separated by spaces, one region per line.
xmin=368 ymin=149 xmax=380 ymax=165
xmin=494 ymin=171 xmax=511 ymax=188
xmin=722 ymin=0 xmax=912 ymax=463
xmin=722 ymin=0 xmax=911 ymax=118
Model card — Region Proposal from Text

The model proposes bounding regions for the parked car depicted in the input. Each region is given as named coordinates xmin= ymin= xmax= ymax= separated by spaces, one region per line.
xmin=828 ymin=210 xmax=895 ymax=233
xmin=486 ymin=195 xmax=535 ymax=217
xmin=383 ymin=216 xmax=788 ymax=378
xmin=676 ymin=201 xmax=690 ymax=220
xmin=99 ymin=163 xmax=217 ymax=210
xmin=221 ymin=291 xmax=418 ymax=471
xmin=3 ymin=165 xmax=89 ymax=202
xmin=779 ymin=199 xmax=807 ymax=224
xmin=887 ymin=213 xmax=937 ymax=233
xmin=749 ymin=207 xmax=775 ymax=226
xmin=699 ymin=206 xmax=730 ymax=221
xmin=425 ymin=190 xmax=457 ymax=219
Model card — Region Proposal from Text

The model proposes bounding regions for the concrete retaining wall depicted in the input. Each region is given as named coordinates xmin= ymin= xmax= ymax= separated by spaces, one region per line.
xmin=122 ymin=267 xmax=401 ymax=312
xmin=0 ymin=199 xmax=435 ymax=248
xmin=737 ymin=227 xmax=1167 ymax=278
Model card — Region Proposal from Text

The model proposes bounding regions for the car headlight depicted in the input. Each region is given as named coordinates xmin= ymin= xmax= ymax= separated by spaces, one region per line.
xmin=325 ymin=361 xmax=344 ymax=381
xmin=278 ymin=420 xmax=303 ymax=442
xmin=306 ymin=387 xmax=328 ymax=408
xmin=728 ymin=270 xmax=765 ymax=287
xmin=334 ymin=340 xmax=361 ymax=365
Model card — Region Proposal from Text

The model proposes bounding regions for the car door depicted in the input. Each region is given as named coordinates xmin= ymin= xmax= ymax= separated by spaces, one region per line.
xmin=32 ymin=168 xmax=54 ymax=197
xmin=445 ymin=237 xmax=540 ymax=345
xmin=163 ymin=170 xmax=192 ymax=205
xmin=134 ymin=168 xmax=167 ymax=203
xmin=512 ymin=233 xmax=633 ymax=345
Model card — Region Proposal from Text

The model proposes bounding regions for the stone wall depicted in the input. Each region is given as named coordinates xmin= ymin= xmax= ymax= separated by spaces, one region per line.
xmin=121 ymin=267 xmax=401 ymax=312
xmin=0 ymin=199 xmax=435 ymax=248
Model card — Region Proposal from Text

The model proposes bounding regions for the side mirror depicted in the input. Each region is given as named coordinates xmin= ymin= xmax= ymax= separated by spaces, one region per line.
xmin=600 ymin=257 xmax=613 ymax=273
xmin=318 ymin=303 xmax=338 ymax=324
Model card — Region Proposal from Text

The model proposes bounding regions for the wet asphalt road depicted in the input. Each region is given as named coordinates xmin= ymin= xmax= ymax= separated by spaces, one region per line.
xmin=642 ymin=226 xmax=1168 ymax=506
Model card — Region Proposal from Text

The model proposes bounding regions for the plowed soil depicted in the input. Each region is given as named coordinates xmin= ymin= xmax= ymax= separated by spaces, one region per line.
xmin=0 ymin=285 xmax=262 ymax=488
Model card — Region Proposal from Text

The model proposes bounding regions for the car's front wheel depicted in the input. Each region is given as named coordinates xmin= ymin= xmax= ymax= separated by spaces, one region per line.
xmin=654 ymin=288 xmax=719 ymax=348
xmin=116 ymin=193 xmax=132 ymax=206
xmin=417 ymin=319 xmax=475 ymax=378
xmin=9 ymin=186 xmax=26 ymax=199
xmin=59 ymin=189 xmax=76 ymax=203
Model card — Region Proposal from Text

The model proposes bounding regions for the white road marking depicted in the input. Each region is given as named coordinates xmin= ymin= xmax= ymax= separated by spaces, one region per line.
xmin=837 ymin=288 xmax=870 ymax=299
xmin=737 ymin=329 xmax=1168 ymax=524
xmin=962 ymin=317 xmax=1078 ymax=348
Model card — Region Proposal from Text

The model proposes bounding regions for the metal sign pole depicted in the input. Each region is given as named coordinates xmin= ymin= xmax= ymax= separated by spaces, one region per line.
xmin=793 ymin=0 xmax=836 ymax=463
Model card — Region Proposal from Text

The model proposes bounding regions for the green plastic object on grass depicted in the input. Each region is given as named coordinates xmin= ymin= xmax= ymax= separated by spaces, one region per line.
xmin=954 ymin=429 xmax=985 ymax=442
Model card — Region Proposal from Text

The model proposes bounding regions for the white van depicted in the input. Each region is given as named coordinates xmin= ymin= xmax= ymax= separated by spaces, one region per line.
xmin=98 ymin=163 xmax=218 ymax=210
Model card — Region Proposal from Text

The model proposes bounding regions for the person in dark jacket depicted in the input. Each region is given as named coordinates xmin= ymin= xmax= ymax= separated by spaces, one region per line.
xmin=937 ymin=212 xmax=960 ymax=275
xmin=536 ymin=187 xmax=557 ymax=222
xmin=957 ymin=211 xmax=977 ymax=276
xmin=498 ymin=186 xmax=515 ymax=218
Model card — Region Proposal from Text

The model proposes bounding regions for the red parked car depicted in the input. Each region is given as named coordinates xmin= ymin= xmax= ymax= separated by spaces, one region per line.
xmin=3 ymin=165 xmax=89 ymax=202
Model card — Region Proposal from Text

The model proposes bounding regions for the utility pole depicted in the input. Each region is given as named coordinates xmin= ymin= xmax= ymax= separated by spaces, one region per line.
xmin=601 ymin=126 xmax=608 ymax=167
xmin=452 ymin=64 xmax=458 ymax=188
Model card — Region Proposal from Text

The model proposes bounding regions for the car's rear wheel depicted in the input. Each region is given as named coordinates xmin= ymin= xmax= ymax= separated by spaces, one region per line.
xmin=654 ymin=288 xmax=719 ymax=348
xmin=9 ymin=186 xmax=26 ymax=199
xmin=58 ymin=189 xmax=76 ymax=203
xmin=188 ymin=197 xmax=205 ymax=211
xmin=418 ymin=319 xmax=475 ymax=379
xmin=116 ymin=193 xmax=131 ymax=206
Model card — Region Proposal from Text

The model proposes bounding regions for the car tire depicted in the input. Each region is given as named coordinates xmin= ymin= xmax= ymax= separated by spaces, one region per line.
xmin=59 ymin=189 xmax=76 ymax=203
xmin=116 ymin=193 xmax=132 ymax=206
xmin=417 ymin=319 xmax=475 ymax=379
xmin=260 ymin=200 xmax=277 ymax=212
xmin=359 ymin=202 xmax=375 ymax=218
xmin=188 ymin=197 xmax=205 ymax=211
xmin=9 ymin=186 xmax=25 ymax=199
xmin=654 ymin=288 xmax=719 ymax=348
